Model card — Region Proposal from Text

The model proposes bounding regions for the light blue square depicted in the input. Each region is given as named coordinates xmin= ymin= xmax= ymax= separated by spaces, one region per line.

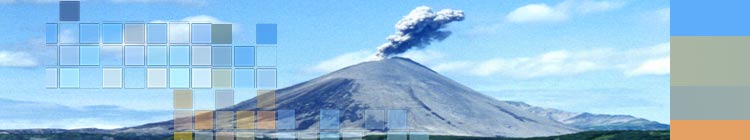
xmin=256 ymin=47 xmax=276 ymax=66
xmin=234 ymin=46 xmax=254 ymax=67
xmin=46 ymin=23 xmax=57 ymax=44
xmin=79 ymin=23 xmax=99 ymax=44
xmin=387 ymin=110 xmax=408 ymax=130
xmin=169 ymin=68 xmax=189 ymax=88
xmin=256 ymin=24 xmax=277 ymax=44
xmin=256 ymin=69 xmax=276 ymax=89
xmin=79 ymin=68 xmax=102 ymax=89
xmin=320 ymin=110 xmax=340 ymax=130
xmin=147 ymin=46 xmax=167 ymax=66
xmin=79 ymin=46 xmax=99 ymax=65
xmin=124 ymin=46 xmax=144 ymax=66
xmin=102 ymin=23 xmax=122 ymax=44
xmin=59 ymin=68 xmax=79 ymax=88
xmin=124 ymin=68 xmax=145 ymax=88
xmin=191 ymin=46 xmax=211 ymax=66
xmin=147 ymin=24 xmax=167 ymax=44
xmin=169 ymin=46 xmax=189 ymax=66
xmin=59 ymin=23 xmax=78 ymax=44
xmin=101 ymin=45 xmax=122 ymax=66
xmin=277 ymin=132 xmax=296 ymax=140
xmin=234 ymin=69 xmax=254 ymax=88
xmin=59 ymin=46 xmax=79 ymax=66
xmin=277 ymin=110 xmax=296 ymax=130
xmin=169 ymin=23 xmax=189 ymax=43
xmin=191 ymin=23 xmax=211 ymax=44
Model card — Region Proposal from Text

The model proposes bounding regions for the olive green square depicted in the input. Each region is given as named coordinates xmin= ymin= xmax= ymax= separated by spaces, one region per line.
xmin=212 ymin=24 xmax=232 ymax=44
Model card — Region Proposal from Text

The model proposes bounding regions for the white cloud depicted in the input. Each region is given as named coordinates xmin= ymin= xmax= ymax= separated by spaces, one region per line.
xmin=626 ymin=57 xmax=669 ymax=76
xmin=506 ymin=0 xmax=625 ymax=23
xmin=0 ymin=51 xmax=38 ymax=67
xmin=433 ymin=43 xmax=669 ymax=78
xmin=506 ymin=4 xmax=566 ymax=23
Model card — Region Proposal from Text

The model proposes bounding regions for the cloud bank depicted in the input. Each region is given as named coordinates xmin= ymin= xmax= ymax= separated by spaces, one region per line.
xmin=506 ymin=0 xmax=625 ymax=23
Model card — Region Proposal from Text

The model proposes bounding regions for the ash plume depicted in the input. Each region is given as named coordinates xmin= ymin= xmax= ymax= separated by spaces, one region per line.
xmin=375 ymin=6 xmax=465 ymax=59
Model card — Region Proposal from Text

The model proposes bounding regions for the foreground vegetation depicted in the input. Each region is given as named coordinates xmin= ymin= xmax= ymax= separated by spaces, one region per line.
xmin=0 ymin=130 xmax=668 ymax=140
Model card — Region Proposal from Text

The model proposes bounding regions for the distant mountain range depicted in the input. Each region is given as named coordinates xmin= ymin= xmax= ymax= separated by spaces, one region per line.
xmin=0 ymin=57 xmax=668 ymax=138
xmin=504 ymin=101 xmax=669 ymax=131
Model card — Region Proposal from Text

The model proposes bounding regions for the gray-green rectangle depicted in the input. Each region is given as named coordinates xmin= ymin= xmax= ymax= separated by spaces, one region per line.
xmin=671 ymin=36 xmax=750 ymax=86
xmin=212 ymin=24 xmax=232 ymax=44
xmin=672 ymin=86 xmax=750 ymax=120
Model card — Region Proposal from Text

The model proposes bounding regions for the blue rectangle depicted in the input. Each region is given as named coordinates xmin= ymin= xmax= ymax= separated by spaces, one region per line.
xmin=256 ymin=24 xmax=277 ymax=44
xmin=147 ymin=46 xmax=167 ymax=65
xmin=147 ymin=24 xmax=167 ymax=43
xmin=191 ymin=23 xmax=211 ymax=44
xmin=124 ymin=68 xmax=145 ymax=88
xmin=277 ymin=110 xmax=296 ymax=130
xmin=59 ymin=1 xmax=79 ymax=21
xmin=320 ymin=110 xmax=340 ymax=130
xmin=102 ymin=24 xmax=123 ymax=44
xmin=59 ymin=68 xmax=79 ymax=88
xmin=170 ymin=68 xmax=190 ymax=88
xmin=169 ymin=45 xmax=190 ymax=66
xmin=672 ymin=0 xmax=750 ymax=35
xmin=79 ymin=46 xmax=99 ymax=65
xmin=59 ymin=24 xmax=78 ymax=44
xmin=101 ymin=45 xmax=122 ymax=66
xmin=234 ymin=69 xmax=254 ymax=88
xmin=79 ymin=24 xmax=99 ymax=44
xmin=387 ymin=110 xmax=408 ymax=130
xmin=124 ymin=46 xmax=144 ymax=65
xmin=59 ymin=46 xmax=79 ymax=65
xmin=234 ymin=46 xmax=254 ymax=67
xmin=212 ymin=46 xmax=232 ymax=67
xmin=46 ymin=23 xmax=57 ymax=44
xmin=256 ymin=69 xmax=276 ymax=89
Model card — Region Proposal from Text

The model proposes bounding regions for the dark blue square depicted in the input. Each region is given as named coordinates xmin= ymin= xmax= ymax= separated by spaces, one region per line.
xmin=59 ymin=1 xmax=80 ymax=21
xmin=256 ymin=24 xmax=277 ymax=44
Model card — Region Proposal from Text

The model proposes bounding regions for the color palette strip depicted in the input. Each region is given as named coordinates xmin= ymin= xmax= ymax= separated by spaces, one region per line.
xmin=671 ymin=1 xmax=750 ymax=138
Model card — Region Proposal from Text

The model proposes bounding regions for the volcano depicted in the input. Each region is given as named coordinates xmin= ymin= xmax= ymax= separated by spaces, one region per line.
xmin=118 ymin=57 xmax=581 ymax=138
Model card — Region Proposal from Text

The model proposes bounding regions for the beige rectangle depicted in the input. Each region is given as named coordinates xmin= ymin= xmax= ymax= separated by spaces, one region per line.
xmin=672 ymin=36 xmax=750 ymax=86
xmin=237 ymin=111 xmax=255 ymax=129
xmin=257 ymin=111 xmax=276 ymax=129
xmin=257 ymin=90 xmax=276 ymax=109
xmin=216 ymin=131 xmax=234 ymax=140
xmin=174 ymin=90 xmax=193 ymax=109
xmin=195 ymin=110 xmax=214 ymax=130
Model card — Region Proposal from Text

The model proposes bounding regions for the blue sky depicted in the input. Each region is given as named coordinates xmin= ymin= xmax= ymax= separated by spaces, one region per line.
xmin=0 ymin=0 xmax=669 ymax=129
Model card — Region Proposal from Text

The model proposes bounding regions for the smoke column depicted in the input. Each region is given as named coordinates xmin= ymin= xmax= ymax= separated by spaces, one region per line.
xmin=375 ymin=6 xmax=465 ymax=59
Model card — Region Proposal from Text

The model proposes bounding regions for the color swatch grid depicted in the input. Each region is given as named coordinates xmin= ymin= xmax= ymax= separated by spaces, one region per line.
xmin=173 ymin=89 xmax=430 ymax=140
xmin=44 ymin=22 xmax=278 ymax=89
